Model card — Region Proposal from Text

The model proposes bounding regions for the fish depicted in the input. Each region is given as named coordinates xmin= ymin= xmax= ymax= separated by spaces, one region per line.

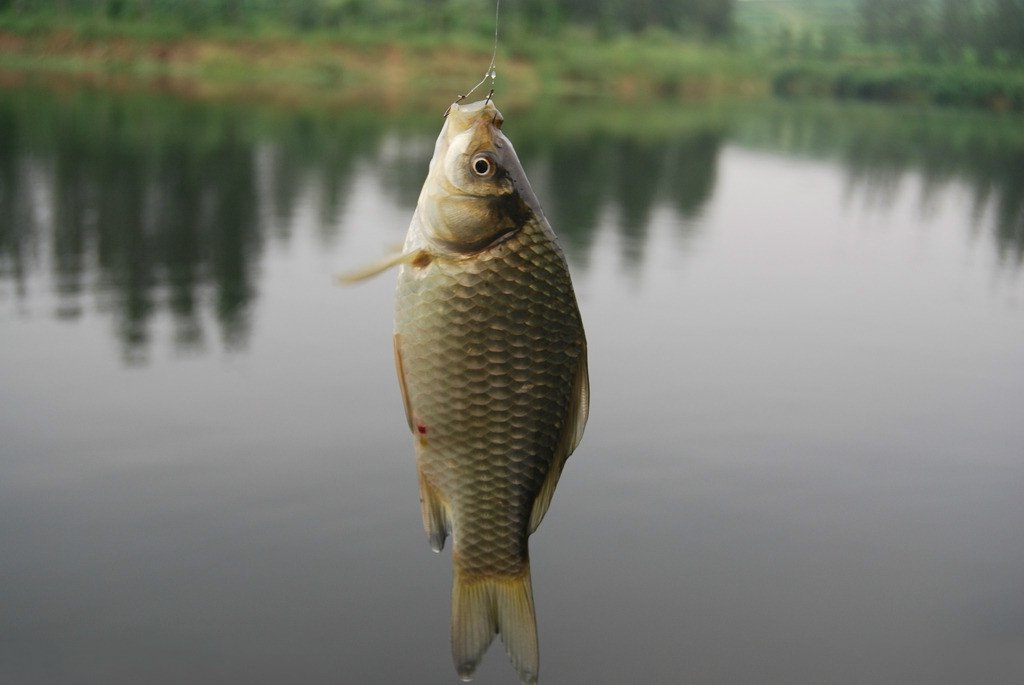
xmin=343 ymin=98 xmax=588 ymax=684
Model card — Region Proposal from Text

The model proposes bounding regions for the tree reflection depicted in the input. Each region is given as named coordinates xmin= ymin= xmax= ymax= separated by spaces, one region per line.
xmin=0 ymin=90 xmax=394 ymax=363
xmin=147 ymin=122 xmax=260 ymax=354
xmin=0 ymin=104 xmax=37 ymax=303
xmin=613 ymin=138 xmax=666 ymax=268
xmin=2 ymin=88 xmax=1020 ymax=363
xmin=514 ymin=118 xmax=725 ymax=269
xmin=540 ymin=134 xmax=615 ymax=262
xmin=664 ymin=131 xmax=720 ymax=221
xmin=43 ymin=97 xmax=266 ymax=362
xmin=51 ymin=118 xmax=93 ymax=321
xmin=735 ymin=102 xmax=1024 ymax=268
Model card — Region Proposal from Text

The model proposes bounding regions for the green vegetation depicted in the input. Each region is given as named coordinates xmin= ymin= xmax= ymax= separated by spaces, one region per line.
xmin=740 ymin=0 xmax=1024 ymax=109
xmin=774 ymin=62 xmax=1024 ymax=111
xmin=858 ymin=0 xmax=1024 ymax=65
xmin=0 ymin=1 xmax=1022 ymax=111
xmin=741 ymin=0 xmax=1024 ymax=65
xmin=0 ymin=0 xmax=736 ymax=39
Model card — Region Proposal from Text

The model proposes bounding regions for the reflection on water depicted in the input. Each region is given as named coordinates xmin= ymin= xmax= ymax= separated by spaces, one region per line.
xmin=0 ymin=90 xmax=731 ymax=362
xmin=2 ymin=85 xmax=1024 ymax=685
xmin=0 ymin=91 xmax=421 ymax=361
xmin=734 ymin=103 xmax=1024 ymax=267
xmin=0 ymin=92 xmax=264 ymax=361
xmin=2 ymin=90 xmax=1021 ymax=360
xmin=509 ymin=129 xmax=722 ymax=269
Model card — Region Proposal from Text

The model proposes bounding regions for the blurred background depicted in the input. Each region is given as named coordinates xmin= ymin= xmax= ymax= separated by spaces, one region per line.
xmin=0 ymin=1 xmax=1023 ymax=106
xmin=2 ymin=2 xmax=1023 ymax=685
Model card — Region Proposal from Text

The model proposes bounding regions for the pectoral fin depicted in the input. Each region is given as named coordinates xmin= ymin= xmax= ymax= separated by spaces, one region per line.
xmin=336 ymin=248 xmax=429 ymax=284
xmin=529 ymin=340 xmax=589 ymax=534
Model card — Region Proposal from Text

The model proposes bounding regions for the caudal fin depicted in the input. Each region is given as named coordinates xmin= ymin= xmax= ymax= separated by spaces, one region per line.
xmin=451 ymin=566 xmax=538 ymax=684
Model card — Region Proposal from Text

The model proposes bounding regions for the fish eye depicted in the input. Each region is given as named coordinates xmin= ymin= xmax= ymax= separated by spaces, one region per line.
xmin=471 ymin=154 xmax=495 ymax=178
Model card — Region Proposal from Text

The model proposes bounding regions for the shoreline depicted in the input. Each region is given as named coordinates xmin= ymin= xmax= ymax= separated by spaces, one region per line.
xmin=0 ymin=24 xmax=1022 ymax=112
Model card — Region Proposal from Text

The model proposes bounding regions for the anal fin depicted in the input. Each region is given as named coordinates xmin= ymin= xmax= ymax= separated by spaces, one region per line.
xmin=530 ymin=341 xmax=589 ymax=533
xmin=418 ymin=468 xmax=450 ymax=553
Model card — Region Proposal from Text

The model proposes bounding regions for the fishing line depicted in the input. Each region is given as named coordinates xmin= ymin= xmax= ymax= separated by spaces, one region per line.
xmin=445 ymin=0 xmax=500 ymax=116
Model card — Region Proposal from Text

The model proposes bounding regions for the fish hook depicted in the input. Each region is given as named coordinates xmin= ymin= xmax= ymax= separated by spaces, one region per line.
xmin=443 ymin=94 xmax=467 ymax=118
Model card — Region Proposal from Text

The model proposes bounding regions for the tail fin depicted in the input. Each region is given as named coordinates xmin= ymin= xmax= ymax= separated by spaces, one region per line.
xmin=451 ymin=566 xmax=539 ymax=684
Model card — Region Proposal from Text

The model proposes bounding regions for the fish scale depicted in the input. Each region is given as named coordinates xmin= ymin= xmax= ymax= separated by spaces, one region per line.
xmin=397 ymin=224 xmax=579 ymax=579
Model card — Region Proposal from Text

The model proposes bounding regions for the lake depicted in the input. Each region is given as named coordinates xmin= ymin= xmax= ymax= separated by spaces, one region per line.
xmin=1 ymin=85 xmax=1023 ymax=684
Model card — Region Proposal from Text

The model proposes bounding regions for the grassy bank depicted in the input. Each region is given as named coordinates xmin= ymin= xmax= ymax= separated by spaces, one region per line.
xmin=0 ymin=16 xmax=764 ymax=109
xmin=1 ymin=11 xmax=1023 ymax=112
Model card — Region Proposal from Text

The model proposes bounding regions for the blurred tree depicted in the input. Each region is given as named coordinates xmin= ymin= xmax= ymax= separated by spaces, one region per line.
xmin=520 ymin=0 xmax=564 ymax=35
xmin=859 ymin=0 xmax=928 ymax=46
xmin=0 ymin=0 xmax=739 ymax=40
xmin=988 ymin=0 xmax=1024 ymax=62
xmin=860 ymin=0 xmax=1024 ymax=65
xmin=221 ymin=0 xmax=242 ymax=25
xmin=687 ymin=0 xmax=733 ymax=37
xmin=940 ymin=0 xmax=977 ymax=61
xmin=517 ymin=0 xmax=735 ymax=37
xmin=859 ymin=0 xmax=885 ymax=43
xmin=821 ymin=25 xmax=845 ymax=60
xmin=776 ymin=25 xmax=794 ymax=57
xmin=798 ymin=28 xmax=815 ymax=58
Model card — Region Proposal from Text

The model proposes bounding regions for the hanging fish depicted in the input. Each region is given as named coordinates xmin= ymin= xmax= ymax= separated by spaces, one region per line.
xmin=343 ymin=99 xmax=588 ymax=684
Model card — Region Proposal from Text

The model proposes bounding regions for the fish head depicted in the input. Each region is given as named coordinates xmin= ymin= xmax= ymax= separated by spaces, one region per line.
xmin=418 ymin=99 xmax=541 ymax=253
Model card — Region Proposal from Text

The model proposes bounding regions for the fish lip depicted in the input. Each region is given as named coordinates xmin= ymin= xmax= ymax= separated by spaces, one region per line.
xmin=447 ymin=98 xmax=501 ymax=121
xmin=443 ymin=101 xmax=503 ymax=144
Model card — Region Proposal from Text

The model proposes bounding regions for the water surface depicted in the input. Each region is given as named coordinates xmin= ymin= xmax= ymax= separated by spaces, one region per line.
xmin=1 ymin=87 xmax=1023 ymax=684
